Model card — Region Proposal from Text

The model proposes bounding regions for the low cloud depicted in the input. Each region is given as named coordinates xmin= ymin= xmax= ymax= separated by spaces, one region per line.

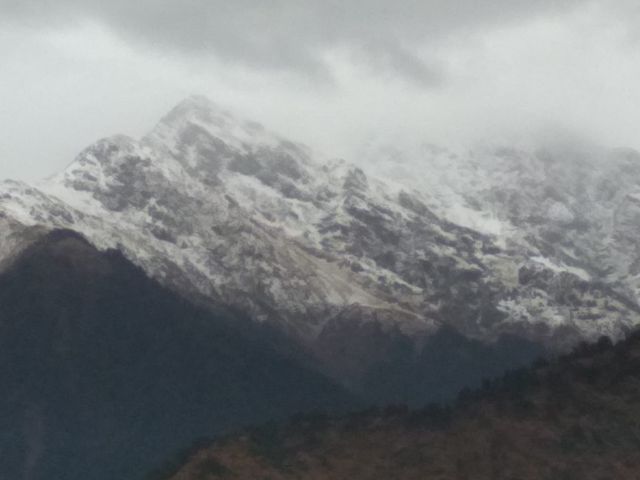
xmin=0 ymin=0 xmax=586 ymax=84
xmin=1 ymin=0 xmax=640 ymax=181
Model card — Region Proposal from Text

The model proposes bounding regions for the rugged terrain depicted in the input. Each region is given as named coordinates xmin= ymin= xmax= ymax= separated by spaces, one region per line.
xmin=2 ymin=96 xmax=640 ymax=395
xmin=3 ymin=96 xmax=640 ymax=478
xmin=162 ymin=332 xmax=640 ymax=480
xmin=366 ymin=141 xmax=640 ymax=312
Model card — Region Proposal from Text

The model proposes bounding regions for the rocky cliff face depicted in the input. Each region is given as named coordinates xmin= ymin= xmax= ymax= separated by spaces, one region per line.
xmin=1 ymin=96 xmax=639 ymax=362
xmin=365 ymin=142 xmax=640 ymax=301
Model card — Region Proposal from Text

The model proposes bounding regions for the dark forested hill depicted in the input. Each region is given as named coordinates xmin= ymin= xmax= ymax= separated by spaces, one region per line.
xmin=0 ymin=230 xmax=357 ymax=480
xmin=165 ymin=333 xmax=640 ymax=480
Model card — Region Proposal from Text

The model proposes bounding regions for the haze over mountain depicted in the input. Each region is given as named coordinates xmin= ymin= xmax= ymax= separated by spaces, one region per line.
xmin=2 ymin=2 xmax=640 ymax=479
xmin=2 ymin=1 xmax=640 ymax=181
xmin=2 ymin=97 xmax=640 ymax=406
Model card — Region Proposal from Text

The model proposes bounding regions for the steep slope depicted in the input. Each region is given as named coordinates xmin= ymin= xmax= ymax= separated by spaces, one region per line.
xmin=2 ymin=97 xmax=640 ymax=407
xmin=163 ymin=332 xmax=640 ymax=480
xmin=1 ymin=96 xmax=637 ymax=353
xmin=364 ymin=142 xmax=640 ymax=304
xmin=0 ymin=229 xmax=357 ymax=480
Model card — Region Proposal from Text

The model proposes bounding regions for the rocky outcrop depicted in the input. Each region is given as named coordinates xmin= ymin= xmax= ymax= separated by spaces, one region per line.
xmin=1 ymin=96 xmax=639 ymax=359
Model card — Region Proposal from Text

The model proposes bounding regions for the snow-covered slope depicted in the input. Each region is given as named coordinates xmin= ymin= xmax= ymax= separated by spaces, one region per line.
xmin=362 ymin=142 xmax=640 ymax=297
xmin=1 ymin=96 xmax=638 ymax=350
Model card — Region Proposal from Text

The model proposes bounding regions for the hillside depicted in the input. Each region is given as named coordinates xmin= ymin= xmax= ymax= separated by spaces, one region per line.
xmin=165 ymin=332 xmax=640 ymax=480
xmin=2 ymin=96 xmax=639 ymax=403
xmin=2 ymin=98 xmax=638 ymax=352
xmin=0 ymin=229 xmax=356 ymax=480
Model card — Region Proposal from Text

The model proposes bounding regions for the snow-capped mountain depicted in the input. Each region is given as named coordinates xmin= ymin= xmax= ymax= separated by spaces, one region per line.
xmin=363 ymin=142 xmax=640 ymax=301
xmin=1 ymin=96 xmax=639 ymax=356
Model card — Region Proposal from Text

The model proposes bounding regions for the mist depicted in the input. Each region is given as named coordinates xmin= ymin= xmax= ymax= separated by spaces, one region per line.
xmin=1 ymin=0 xmax=639 ymax=180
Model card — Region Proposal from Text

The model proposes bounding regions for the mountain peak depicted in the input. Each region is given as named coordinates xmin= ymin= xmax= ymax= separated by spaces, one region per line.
xmin=3 ymin=96 xmax=640 ymax=361
xmin=162 ymin=95 xmax=231 ymax=124
xmin=147 ymin=95 xmax=277 ymax=156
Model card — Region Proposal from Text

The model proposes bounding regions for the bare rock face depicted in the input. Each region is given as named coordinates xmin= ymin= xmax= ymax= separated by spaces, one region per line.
xmin=1 ymin=96 xmax=639 ymax=365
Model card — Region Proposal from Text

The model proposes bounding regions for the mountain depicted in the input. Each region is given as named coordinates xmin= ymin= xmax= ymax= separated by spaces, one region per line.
xmin=1 ymin=95 xmax=639 ymax=396
xmin=0 ymin=229 xmax=357 ymax=480
xmin=364 ymin=141 xmax=640 ymax=315
xmin=157 ymin=332 xmax=640 ymax=480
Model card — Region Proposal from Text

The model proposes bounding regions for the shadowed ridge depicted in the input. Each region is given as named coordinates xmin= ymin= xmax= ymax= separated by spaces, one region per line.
xmin=0 ymin=228 xmax=359 ymax=480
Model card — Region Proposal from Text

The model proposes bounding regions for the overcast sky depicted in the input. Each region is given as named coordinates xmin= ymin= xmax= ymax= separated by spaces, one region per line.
xmin=1 ymin=0 xmax=639 ymax=180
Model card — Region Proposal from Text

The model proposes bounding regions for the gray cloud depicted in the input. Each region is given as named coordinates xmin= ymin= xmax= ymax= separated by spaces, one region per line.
xmin=2 ymin=0 xmax=640 ymax=182
xmin=0 ymin=0 xmax=585 ymax=83
xmin=355 ymin=40 xmax=443 ymax=87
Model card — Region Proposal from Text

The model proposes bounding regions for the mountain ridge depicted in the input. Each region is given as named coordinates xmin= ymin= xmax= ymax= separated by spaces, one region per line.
xmin=2 ymin=96 xmax=640 ymax=389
